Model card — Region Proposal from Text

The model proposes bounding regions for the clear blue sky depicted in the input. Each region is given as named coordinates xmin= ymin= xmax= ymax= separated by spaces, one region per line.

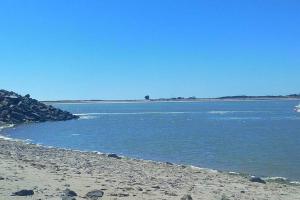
xmin=0 ymin=0 xmax=299 ymax=100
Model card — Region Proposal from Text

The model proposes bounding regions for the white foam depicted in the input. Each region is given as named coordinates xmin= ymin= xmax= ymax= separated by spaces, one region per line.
xmin=75 ymin=110 xmax=269 ymax=117
xmin=208 ymin=110 xmax=263 ymax=115
xmin=264 ymin=177 xmax=287 ymax=181
xmin=0 ymin=124 xmax=15 ymax=141
xmin=0 ymin=124 xmax=14 ymax=131
xmin=208 ymin=111 xmax=233 ymax=114
xmin=78 ymin=115 xmax=97 ymax=120
xmin=71 ymin=134 xmax=80 ymax=136
xmin=213 ymin=117 xmax=263 ymax=121
xmin=0 ymin=135 xmax=14 ymax=141
xmin=228 ymin=171 xmax=240 ymax=175
xmin=0 ymin=134 xmax=30 ymax=143
xmin=228 ymin=117 xmax=262 ymax=120
xmin=190 ymin=165 xmax=219 ymax=173
xmin=75 ymin=111 xmax=199 ymax=116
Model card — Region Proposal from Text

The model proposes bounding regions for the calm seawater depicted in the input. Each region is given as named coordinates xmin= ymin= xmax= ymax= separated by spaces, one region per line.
xmin=2 ymin=101 xmax=300 ymax=180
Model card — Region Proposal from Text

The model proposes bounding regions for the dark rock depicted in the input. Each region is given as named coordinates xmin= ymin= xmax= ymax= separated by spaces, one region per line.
xmin=249 ymin=176 xmax=266 ymax=184
xmin=0 ymin=89 xmax=78 ymax=124
xmin=12 ymin=189 xmax=34 ymax=196
xmin=181 ymin=194 xmax=193 ymax=200
xmin=11 ymin=111 xmax=25 ymax=121
xmin=152 ymin=185 xmax=160 ymax=189
xmin=221 ymin=195 xmax=230 ymax=200
xmin=85 ymin=190 xmax=104 ymax=199
xmin=118 ymin=193 xmax=129 ymax=197
xmin=63 ymin=189 xmax=78 ymax=197
xmin=107 ymin=153 xmax=121 ymax=159
xmin=164 ymin=191 xmax=178 ymax=196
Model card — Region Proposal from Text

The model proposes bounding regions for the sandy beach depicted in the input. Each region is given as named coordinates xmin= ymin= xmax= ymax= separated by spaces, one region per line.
xmin=0 ymin=137 xmax=300 ymax=200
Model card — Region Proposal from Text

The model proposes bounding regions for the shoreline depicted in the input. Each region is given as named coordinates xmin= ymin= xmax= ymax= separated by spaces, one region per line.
xmin=42 ymin=98 xmax=300 ymax=105
xmin=1 ymin=124 xmax=300 ymax=183
xmin=1 ymin=126 xmax=300 ymax=199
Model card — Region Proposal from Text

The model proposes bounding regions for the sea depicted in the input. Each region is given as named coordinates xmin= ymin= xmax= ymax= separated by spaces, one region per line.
xmin=1 ymin=100 xmax=300 ymax=181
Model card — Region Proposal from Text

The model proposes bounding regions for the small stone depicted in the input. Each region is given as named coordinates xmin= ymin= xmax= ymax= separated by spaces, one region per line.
xmin=181 ymin=194 xmax=193 ymax=200
xmin=107 ymin=153 xmax=121 ymax=159
xmin=12 ymin=189 xmax=34 ymax=196
xmin=118 ymin=193 xmax=129 ymax=197
xmin=249 ymin=176 xmax=266 ymax=184
xmin=62 ymin=189 xmax=77 ymax=197
xmin=164 ymin=191 xmax=178 ymax=196
xmin=221 ymin=195 xmax=230 ymax=200
xmin=152 ymin=185 xmax=160 ymax=189
xmin=86 ymin=190 xmax=104 ymax=200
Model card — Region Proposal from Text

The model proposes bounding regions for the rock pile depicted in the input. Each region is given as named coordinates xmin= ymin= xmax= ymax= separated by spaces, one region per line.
xmin=0 ymin=89 xmax=78 ymax=124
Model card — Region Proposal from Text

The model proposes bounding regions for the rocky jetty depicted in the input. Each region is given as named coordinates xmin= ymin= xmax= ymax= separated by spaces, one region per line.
xmin=0 ymin=89 xmax=78 ymax=124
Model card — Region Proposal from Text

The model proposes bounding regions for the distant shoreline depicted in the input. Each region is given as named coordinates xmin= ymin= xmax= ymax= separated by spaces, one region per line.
xmin=42 ymin=97 xmax=300 ymax=104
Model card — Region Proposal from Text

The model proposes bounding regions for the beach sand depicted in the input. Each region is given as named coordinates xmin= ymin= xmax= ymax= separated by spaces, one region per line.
xmin=0 ymin=138 xmax=300 ymax=200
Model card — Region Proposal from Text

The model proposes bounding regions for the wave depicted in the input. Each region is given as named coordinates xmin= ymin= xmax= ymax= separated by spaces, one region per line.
xmin=227 ymin=172 xmax=300 ymax=185
xmin=0 ymin=134 xmax=32 ymax=144
xmin=290 ymin=181 xmax=300 ymax=185
xmin=78 ymin=115 xmax=97 ymax=120
xmin=77 ymin=114 xmax=300 ymax=121
xmin=0 ymin=134 xmax=15 ymax=141
xmin=208 ymin=111 xmax=237 ymax=114
xmin=264 ymin=177 xmax=300 ymax=185
xmin=225 ymin=117 xmax=263 ymax=120
xmin=75 ymin=111 xmax=200 ymax=116
xmin=280 ymin=116 xmax=300 ymax=120
xmin=190 ymin=165 xmax=219 ymax=173
xmin=264 ymin=176 xmax=288 ymax=181
xmin=75 ymin=110 xmax=264 ymax=116
xmin=207 ymin=110 xmax=265 ymax=114
xmin=0 ymin=124 xmax=14 ymax=131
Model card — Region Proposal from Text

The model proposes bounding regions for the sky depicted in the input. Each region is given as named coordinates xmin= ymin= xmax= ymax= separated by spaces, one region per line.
xmin=0 ymin=0 xmax=299 ymax=100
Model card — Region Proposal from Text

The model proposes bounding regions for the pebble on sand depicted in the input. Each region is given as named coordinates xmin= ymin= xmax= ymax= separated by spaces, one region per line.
xmin=249 ymin=176 xmax=266 ymax=184
xmin=86 ymin=190 xmax=104 ymax=200
xmin=181 ymin=194 xmax=193 ymax=200
xmin=12 ymin=189 xmax=34 ymax=196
